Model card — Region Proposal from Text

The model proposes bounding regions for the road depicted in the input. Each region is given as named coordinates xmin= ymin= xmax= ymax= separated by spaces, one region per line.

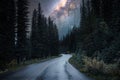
xmin=0 ymin=54 xmax=94 ymax=80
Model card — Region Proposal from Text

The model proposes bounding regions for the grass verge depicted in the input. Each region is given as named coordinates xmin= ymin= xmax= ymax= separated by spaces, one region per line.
xmin=69 ymin=54 xmax=120 ymax=80
xmin=0 ymin=56 xmax=60 ymax=74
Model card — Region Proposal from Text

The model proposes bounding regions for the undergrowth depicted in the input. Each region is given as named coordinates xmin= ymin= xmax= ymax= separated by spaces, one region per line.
xmin=69 ymin=54 xmax=120 ymax=80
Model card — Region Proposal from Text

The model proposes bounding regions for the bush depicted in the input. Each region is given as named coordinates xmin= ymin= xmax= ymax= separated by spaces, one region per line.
xmin=82 ymin=56 xmax=105 ymax=74
xmin=82 ymin=56 xmax=120 ymax=76
xmin=104 ymin=63 xmax=120 ymax=76
xmin=69 ymin=54 xmax=120 ymax=80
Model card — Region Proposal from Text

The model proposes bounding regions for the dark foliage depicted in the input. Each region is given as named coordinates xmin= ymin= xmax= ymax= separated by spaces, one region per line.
xmin=62 ymin=0 xmax=120 ymax=64
xmin=16 ymin=0 xmax=30 ymax=63
xmin=0 ymin=1 xmax=59 ymax=71
xmin=0 ymin=0 xmax=16 ymax=70
xmin=31 ymin=3 xmax=59 ymax=58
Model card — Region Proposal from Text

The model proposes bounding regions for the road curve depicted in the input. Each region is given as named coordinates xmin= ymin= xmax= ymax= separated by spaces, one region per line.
xmin=1 ymin=54 xmax=94 ymax=80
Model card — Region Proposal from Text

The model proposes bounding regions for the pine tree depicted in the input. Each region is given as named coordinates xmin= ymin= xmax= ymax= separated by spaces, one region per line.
xmin=31 ymin=9 xmax=39 ymax=58
xmin=31 ymin=3 xmax=59 ymax=58
xmin=37 ymin=3 xmax=44 ymax=57
xmin=17 ymin=0 xmax=29 ymax=62
xmin=48 ymin=17 xmax=59 ymax=56
xmin=7 ymin=0 xmax=16 ymax=59
xmin=52 ymin=24 xmax=59 ymax=55
xmin=0 ymin=0 xmax=16 ymax=69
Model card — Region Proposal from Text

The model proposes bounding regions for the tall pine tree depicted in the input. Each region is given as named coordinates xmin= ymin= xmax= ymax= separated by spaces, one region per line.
xmin=17 ymin=0 xmax=29 ymax=62
xmin=0 ymin=0 xmax=16 ymax=69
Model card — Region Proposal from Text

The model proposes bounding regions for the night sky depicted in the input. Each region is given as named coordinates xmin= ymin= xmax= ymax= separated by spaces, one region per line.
xmin=29 ymin=0 xmax=81 ymax=38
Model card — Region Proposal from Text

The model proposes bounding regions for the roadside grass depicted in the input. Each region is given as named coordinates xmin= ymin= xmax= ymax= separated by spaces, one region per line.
xmin=0 ymin=56 xmax=60 ymax=74
xmin=69 ymin=54 xmax=120 ymax=80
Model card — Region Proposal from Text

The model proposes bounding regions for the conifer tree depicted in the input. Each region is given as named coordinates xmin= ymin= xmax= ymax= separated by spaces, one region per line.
xmin=0 ymin=0 xmax=16 ymax=69
xmin=17 ymin=0 xmax=29 ymax=61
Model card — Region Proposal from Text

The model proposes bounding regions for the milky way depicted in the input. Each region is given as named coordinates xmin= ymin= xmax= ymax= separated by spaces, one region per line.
xmin=51 ymin=0 xmax=79 ymax=20
xmin=30 ymin=0 xmax=81 ymax=38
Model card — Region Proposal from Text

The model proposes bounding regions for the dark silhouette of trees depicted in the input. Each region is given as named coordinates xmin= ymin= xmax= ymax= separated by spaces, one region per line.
xmin=60 ymin=26 xmax=77 ymax=53
xmin=31 ymin=9 xmax=39 ymax=58
xmin=48 ymin=17 xmax=59 ymax=56
xmin=16 ymin=0 xmax=29 ymax=62
xmin=31 ymin=3 xmax=59 ymax=59
xmin=0 ymin=0 xmax=16 ymax=70
xmin=0 ymin=0 xmax=60 ymax=71
xmin=62 ymin=0 xmax=120 ymax=63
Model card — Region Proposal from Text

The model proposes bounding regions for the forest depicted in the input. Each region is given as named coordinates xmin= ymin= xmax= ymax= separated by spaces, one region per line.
xmin=61 ymin=0 xmax=120 ymax=80
xmin=0 ymin=0 xmax=120 ymax=80
xmin=0 ymin=0 xmax=59 ymax=71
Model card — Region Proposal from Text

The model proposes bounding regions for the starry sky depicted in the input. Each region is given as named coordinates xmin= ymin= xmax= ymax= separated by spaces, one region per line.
xmin=29 ymin=0 xmax=81 ymax=38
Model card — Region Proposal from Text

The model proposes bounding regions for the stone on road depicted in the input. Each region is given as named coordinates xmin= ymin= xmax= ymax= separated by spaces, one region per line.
xmin=0 ymin=54 xmax=94 ymax=80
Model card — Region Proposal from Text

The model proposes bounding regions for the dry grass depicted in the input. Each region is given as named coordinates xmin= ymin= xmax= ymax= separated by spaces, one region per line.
xmin=82 ymin=56 xmax=120 ymax=76
xmin=69 ymin=54 xmax=120 ymax=80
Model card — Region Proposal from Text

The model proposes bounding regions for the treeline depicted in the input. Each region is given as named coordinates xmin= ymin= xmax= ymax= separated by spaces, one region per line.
xmin=0 ymin=0 xmax=29 ymax=70
xmin=31 ymin=3 xmax=59 ymax=58
xmin=78 ymin=0 xmax=120 ymax=63
xmin=60 ymin=26 xmax=77 ymax=53
xmin=0 ymin=0 xmax=59 ymax=71
xmin=62 ymin=0 xmax=120 ymax=63
xmin=62 ymin=0 xmax=120 ymax=79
